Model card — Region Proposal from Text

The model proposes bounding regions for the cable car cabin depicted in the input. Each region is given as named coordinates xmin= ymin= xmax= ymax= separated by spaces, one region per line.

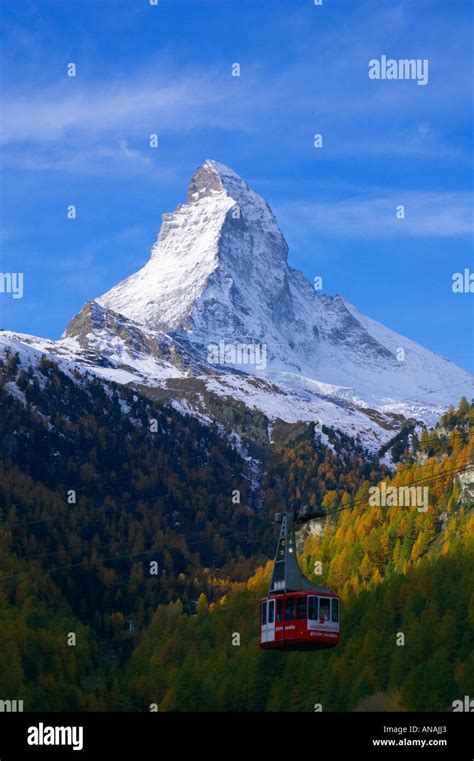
xmin=260 ymin=591 xmax=340 ymax=651
xmin=260 ymin=510 xmax=341 ymax=651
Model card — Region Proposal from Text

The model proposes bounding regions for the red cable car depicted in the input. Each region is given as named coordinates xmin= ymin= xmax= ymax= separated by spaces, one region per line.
xmin=259 ymin=511 xmax=340 ymax=651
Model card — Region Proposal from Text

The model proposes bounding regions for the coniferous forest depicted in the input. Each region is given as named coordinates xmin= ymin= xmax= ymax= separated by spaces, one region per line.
xmin=0 ymin=353 xmax=472 ymax=711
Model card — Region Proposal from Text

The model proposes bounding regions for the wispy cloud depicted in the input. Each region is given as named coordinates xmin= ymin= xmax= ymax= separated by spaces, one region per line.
xmin=0 ymin=65 xmax=262 ymax=146
xmin=0 ymin=62 xmax=273 ymax=175
xmin=276 ymin=192 xmax=473 ymax=241
xmin=2 ymin=3 xmax=471 ymax=177
xmin=2 ymin=141 xmax=166 ymax=177
xmin=0 ymin=0 xmax=471 ymax=183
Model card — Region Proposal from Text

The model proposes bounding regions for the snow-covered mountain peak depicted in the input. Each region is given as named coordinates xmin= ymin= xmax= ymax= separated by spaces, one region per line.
xmin=185 ymin=159 xmax=241 ymax=204
xmin=96 ymin=160 xmax=289 ymax=332
xmin=2 ymin=160 xmax=472 ymax=451
xmin=87 ymin=160 xmax=473 ymax=407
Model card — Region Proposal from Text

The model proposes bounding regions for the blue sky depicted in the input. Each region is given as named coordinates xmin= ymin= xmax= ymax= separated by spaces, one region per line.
xmin=0 ymin=0 xmax=472 ymax=372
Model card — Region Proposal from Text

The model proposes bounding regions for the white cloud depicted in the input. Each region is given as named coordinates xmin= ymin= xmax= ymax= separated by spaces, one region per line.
xmin=276 ymin=192 xmax=473 ymax=241
xmin=0 ymin=1 xmax=471 ymax=176
xmin=0 ymin=65 xmax=260 ymax=146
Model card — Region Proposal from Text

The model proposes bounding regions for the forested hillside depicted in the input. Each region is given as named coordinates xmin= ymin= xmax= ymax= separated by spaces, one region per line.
xmin=0 ymin=352 xmax=388 ymax=641
xmin=127 ymin=400 xmax=473 ymax=711
xmin=0 ymin=350 xmax=472 ymax=710
xmin=127 ymin=552 xmax=474 ymax=711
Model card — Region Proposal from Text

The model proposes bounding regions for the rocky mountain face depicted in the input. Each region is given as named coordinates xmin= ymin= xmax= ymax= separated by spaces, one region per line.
xmin=91 ymin=160 xmax=398 ymax=377
xmin=1 ymin=160 xmax=473 ymax=450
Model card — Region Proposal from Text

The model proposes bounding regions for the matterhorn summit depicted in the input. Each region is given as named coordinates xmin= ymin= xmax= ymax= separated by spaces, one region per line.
xmin=95 ymin=159 xmax=296 ymax=361
xmin=2 ymin=160 xmax=473 ymax=449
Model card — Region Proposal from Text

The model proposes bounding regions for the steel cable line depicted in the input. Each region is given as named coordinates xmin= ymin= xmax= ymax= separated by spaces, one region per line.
xmin=322 ymin=464 xmax=474 ymax=519
xmin=1 ymin=455 xmax=472 ymax=543
xmin=1 ymin=461 xmax=471 ymax=581
xmin=0 ymin=477 xmax=249 ymax=531
xmin=0 ymin=524 xmax=274 ymax=583
xmin=1 ymin=429 xmax=472 ymax=533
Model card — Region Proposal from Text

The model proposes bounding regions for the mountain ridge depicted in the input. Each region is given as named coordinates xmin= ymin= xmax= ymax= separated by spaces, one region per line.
xmin=1 ymin=159 xmax=472 ymax=449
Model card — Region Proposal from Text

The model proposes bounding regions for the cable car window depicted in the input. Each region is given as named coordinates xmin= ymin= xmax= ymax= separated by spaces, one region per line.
xmin=308 ymin=596 xmax=318 ymax=620
xmin=331 ymin=598 xmax=339 ymax=623
xmin=285 ymin=597 xmax=296 ymax=620
xmin=296 ymin=597 xmax=307 ymax=619
xmin=261 ymin=601 xmax=267 ymax=626
xmin=268 ymin=600 xmax=275 ymax=624
xmin=276 ymin=599 xmax=284 ymax=621
xmin=319 ymin=597 xmax=330 ymax=622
